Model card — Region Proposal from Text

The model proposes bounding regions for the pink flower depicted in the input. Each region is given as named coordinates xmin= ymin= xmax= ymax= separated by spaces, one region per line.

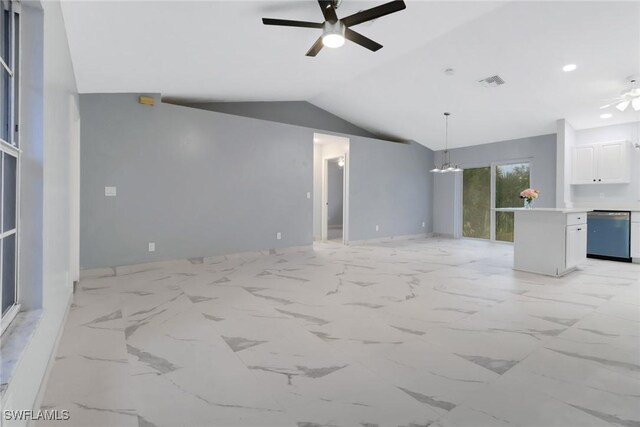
xmin=520 ymin=188 xmax=539 ymax=199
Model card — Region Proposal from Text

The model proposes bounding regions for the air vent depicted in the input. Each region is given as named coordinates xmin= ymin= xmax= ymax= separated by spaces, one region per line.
xmin=478 ymin=75 xmax=505 ymax=87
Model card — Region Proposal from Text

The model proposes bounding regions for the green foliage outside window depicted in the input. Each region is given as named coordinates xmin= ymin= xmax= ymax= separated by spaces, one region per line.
xmin=463 ymin=167 xmax=491 ymax=239
xmin=462 ymin=163 xmax=530 ymax=242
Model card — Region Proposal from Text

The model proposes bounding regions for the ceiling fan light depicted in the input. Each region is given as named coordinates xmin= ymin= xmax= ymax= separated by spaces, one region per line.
xmin=430 ymin=167 xmax=441 ymax=173
xmin=322 ymin=21 xmax=345 ymax=48
xmin=322 ymin=33 xmax=345 ymax=48
xmin=616 ymin=100 xmax=630 ymax=111
xmin=632 ymin=98 xmax=640 ymax=111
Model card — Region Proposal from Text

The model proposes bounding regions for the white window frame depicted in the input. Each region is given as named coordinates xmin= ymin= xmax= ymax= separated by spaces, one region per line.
xmin=490 ymin=158 xmax=532 ymax=242
xmin=0 ymin=0 xmax=21 ymax=335
xmin=460 ymin=158 xmax=532 ymax=243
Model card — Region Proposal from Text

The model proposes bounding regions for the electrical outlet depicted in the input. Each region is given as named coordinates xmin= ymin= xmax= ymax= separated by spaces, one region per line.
xmin=422 ymin=222 xmax=425 ymax=228
xmin=276 ymin=232 xmax=282 ymax=240
xmin=105 ymin=186 xmax=117 ymax=197
xmin=306 ymin=192 xmax=311 ymax=199
xmin=375 ymin=225 xmax=379 ymax=232
xmin=148 ymin=242 xmax=155 ymax=252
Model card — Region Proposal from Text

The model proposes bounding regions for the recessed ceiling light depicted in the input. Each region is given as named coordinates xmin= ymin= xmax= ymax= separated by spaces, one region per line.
xmin=562 ymin=64 xmax=577 ymax=72
xmin=600 ymin=113 xmax=612 ymax=119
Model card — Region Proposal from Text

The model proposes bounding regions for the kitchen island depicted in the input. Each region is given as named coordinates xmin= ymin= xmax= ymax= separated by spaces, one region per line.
xmin=496 ymin=208 xmax=591 ymax=276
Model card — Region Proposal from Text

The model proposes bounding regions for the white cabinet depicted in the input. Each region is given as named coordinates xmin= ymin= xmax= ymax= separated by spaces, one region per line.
xmin=572 ymin=145 xmax=597 ymax=184
xmin=571 ymin=140 xmax=629 ymax=184
xmin=566 ymin=224 xmax=587 ymax=269
xmin=632 ymin=212 xmax=640 ymax=261
xmin=513 ymin=209 xmax=588 ymax=276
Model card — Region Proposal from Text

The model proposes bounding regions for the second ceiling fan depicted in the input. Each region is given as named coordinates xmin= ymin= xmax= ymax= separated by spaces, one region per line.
xmin=262 ymin=0 xmax=406 ymax=57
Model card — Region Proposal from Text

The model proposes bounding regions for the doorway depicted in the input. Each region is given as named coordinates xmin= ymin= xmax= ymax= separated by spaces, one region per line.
xmin=326 ymin=157 xmax=344 ymax=241
xmin=313 ymin=133 xmax=349 ymax=244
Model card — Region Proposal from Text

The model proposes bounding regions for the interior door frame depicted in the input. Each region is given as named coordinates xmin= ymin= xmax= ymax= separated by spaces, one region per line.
xmin=322 ymin=154 xmax=348 ymax=244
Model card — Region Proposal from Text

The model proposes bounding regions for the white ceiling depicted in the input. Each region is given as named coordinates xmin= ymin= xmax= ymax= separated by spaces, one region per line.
xmin=60 ymin=0 xmax=640 ymax=149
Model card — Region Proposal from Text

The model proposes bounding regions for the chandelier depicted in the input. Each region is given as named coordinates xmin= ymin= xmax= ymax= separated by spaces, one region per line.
xmin=430 ymin=112 xmax=462 ymax=173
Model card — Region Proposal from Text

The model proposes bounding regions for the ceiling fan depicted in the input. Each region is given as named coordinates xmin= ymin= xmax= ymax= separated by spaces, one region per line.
xmin=600 ymin=75 xmax=640 ymax=112
xmin=262 ymin=0 xmax=406 ymax=57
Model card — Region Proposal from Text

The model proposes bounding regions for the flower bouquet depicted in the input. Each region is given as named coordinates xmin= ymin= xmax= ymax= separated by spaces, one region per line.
xmin=519 ymin=188 xmax=539 ymax=209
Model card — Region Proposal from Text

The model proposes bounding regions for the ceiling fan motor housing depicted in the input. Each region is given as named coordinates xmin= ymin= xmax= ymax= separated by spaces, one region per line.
xmin=323 ymin=20 xmax=345 ymax=36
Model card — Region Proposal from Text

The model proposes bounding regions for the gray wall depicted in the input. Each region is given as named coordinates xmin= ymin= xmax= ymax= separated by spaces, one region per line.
xmin=80 ymin=94 xmax=434 ymax=268
xmin=180 ymin=101 xmax=380 ymax=140
xmin=432 ymin=133 xmax=557 ymax=236
xmin=327 ymin=160 xmax=343 ymax=227
xmin=433 ymin=172 xmax=461 ymax=238
xmin=80 ymin=94 xmax=314 ymax=269
xmin=440 ymin=133 xmax=557 ymax=207
xmin=349 ymin=138 xmax=433 ymax=240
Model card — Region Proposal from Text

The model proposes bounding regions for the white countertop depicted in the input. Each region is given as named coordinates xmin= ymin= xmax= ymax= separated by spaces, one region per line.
xmin=493 ymin=208 xmax=591 ymax=213
xmin=572 ymin=206 xmax=640 ymax=212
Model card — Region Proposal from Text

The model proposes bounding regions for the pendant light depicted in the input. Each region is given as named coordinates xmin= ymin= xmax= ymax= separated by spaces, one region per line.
xmin=430 ymin=112 xmax=462 ymax=173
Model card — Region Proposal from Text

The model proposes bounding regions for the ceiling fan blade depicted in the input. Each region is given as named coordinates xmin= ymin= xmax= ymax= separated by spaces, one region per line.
xmin=344 ymin=28 xmax=383 ymax=51
xmin=306 ymin=37 xmax=324 ymax=57
xmin=262 ymin=18 xmax=324 ymax=28
xmin=318 ymin=0 xmax=338 ymax=22
xmin=341 ymin=0 xmax=406 ymax=27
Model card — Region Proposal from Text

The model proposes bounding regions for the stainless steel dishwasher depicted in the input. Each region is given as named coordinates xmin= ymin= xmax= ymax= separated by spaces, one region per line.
xmin=586 ymin=211 xmax=632 ymax=262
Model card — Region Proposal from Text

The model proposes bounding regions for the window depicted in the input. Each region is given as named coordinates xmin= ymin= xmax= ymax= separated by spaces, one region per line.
xmin=0 ymin=0 xmax=19 ymax=333
xmin=462 ymin=161 xmax=531 ymax=242
xmin=495 ymin=162 xmax=530 ymax=242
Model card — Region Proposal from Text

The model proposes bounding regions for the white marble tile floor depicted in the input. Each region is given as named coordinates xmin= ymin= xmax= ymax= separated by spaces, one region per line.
xmin=36 ymin=237 xmax=640 ymax=427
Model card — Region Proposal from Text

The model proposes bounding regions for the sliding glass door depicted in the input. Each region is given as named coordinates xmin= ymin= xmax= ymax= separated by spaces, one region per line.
xmin=462 ymin=167 xmax=491 ymax=239
xmin=462 ymin=162 xmax=530 ymax=242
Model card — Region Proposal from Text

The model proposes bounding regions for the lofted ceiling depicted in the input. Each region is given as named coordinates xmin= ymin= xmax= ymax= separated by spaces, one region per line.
xmin=60 ymin=0 xmax=640 ymax=149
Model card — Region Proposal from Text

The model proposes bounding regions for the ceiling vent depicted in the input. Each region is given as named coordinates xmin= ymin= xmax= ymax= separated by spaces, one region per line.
xmin=478 ymin=75 xmax=505 ymax=87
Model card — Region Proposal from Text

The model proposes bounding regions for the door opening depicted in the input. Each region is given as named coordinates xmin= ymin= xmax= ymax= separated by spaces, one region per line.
xmin=313 ymin=133 xmax=349 ymax=244
xmin=326 ymin=157 xmax=344 ymax=242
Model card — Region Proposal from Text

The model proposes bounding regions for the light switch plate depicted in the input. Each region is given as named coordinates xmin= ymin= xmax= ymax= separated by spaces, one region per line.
xmin=276 ymin=232 xmax=282 ymax=240
xmin=375 ymin=225 xmax=379 ymax=232
xmin=148 ymin=242 xmax=155 ymax=252
xmin=306 ymin=192 xmax=311 ymax=199
xmin=105 ymin=186 xmax=117 ymax=197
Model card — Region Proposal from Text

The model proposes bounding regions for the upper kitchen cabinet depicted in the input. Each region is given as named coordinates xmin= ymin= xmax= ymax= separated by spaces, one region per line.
xmin=571 ymin=140 xmax=630 ymax=184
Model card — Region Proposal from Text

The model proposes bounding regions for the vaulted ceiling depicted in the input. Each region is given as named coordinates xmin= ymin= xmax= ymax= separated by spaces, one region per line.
xmin=61 ymin=1 xmax=640 ymax=149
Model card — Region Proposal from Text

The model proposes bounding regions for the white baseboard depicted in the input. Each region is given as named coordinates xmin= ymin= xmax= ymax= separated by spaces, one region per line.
xmin=80 ymin=245 xmax=315 ymax=278
xmin=30 ymin=292 xmax=73 ymax=424
xmin=432 ymin=232 xmax=458 ymax=239
xmin=348 ymin=232 xmax=433 ymax=246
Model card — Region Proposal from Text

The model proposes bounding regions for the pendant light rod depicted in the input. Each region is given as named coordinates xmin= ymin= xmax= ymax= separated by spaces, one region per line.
xmin=444 ymin=112 xmax=450 ymax=166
